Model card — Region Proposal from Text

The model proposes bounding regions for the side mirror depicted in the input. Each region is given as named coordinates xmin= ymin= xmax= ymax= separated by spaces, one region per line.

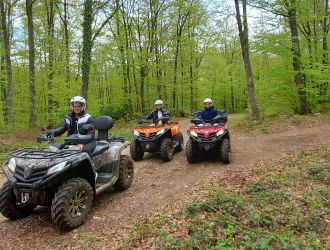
xmin=192 ymin=111 xmax=201 ymax=119
xmin=37 ymin=135 xmax=48 ymax=143
xmin=138 ymin=119 xmax=148 ymax=124
xmin=81 ymin=124 xmax=94 ymax=131
xmin=190 ymin=118 xmax=203 ymax=124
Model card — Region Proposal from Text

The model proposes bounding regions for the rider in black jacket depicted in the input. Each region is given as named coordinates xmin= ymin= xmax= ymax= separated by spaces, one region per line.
xmin=200 ymin=98 xmax=218 ymax=123
xmin=146 ymin=100 xmax=170 ymax=125
xmin=50 ymin=96 xmax=96 ymax=158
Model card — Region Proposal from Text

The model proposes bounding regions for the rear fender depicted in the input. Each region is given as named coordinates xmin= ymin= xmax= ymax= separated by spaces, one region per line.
xmin=107 ymin=141 xmax=130 ymax=161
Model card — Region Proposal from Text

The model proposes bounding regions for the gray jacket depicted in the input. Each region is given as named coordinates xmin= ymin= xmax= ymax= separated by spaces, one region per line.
xmin=53 ymin=111 xmax=94 ymax=137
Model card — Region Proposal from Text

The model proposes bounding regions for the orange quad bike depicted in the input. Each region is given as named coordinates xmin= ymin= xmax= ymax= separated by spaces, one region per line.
xmin=130 ymin=119 xmax=184 ymax=162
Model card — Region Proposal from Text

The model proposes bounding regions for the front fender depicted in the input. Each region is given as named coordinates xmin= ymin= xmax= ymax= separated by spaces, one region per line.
xmin=39 ymin=153 xmax=96 ymax=193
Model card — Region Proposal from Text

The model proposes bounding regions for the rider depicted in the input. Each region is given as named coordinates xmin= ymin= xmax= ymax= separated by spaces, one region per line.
xmin=146 ymin=100 xmax=170 ymax=125
xmin=200 ymin=98 xmax=218 ymax=123
xmin=49 ymin=96 xmax=96 ymax=158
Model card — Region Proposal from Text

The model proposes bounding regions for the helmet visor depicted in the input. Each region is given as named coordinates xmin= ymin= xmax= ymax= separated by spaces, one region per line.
xmin=204 ymin=102 xmax=212 ymax=106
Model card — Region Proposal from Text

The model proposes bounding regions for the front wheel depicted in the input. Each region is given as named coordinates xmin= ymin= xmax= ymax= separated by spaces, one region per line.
xmin=0 ymin=182 xmax=36 ymax=220
xmin=113 ymin=155 xmax=134 ymax=191
xmin=130 ymin=138 xmax=144 ymax=161
xmin=185 ymin=138 xmax=199 ymax=163
xmin=160 ymin=138 xmax=174 ymax=162
xmin=220 ymin=138 xmax=231 ymax=164
xmin=51 ymin=178 xmax=93 ymax=230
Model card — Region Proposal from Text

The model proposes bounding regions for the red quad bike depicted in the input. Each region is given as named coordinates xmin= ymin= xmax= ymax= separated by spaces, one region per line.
xmin=130 ymin=118 xmax=184 ymax=162
xmin=185 ymin=111 xmax=231 ymax=164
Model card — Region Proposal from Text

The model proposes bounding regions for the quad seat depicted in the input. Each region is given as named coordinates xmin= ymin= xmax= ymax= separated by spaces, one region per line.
xmin=92 ymin=116 xmax=114 ymax=157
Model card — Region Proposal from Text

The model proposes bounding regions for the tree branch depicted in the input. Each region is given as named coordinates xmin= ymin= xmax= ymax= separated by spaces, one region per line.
xmin=92 ymin=8 xmax=118 ymax=43
xmin=246 ymin=2 xmax=288 ymax=18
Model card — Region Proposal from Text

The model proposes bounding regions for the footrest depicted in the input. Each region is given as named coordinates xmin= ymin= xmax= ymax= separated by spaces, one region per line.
xmin=96 ymin=172 xmax=113 ymax=183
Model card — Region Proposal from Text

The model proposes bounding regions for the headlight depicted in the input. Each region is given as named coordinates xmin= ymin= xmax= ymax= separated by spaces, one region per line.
xmin=190 ymin=131 xmax=198 ymax=137
xmin=47 ymin=161 xmax=68 ymax=176
xmin=133 ymin=130 xmax=140 ymax=136
xmin=216 ymin=130 xmax=224 ymax=136
xmin=7 ymin=158 xmax=16 ymax=173
xmin=156 ymin=129 xmax=165 ymax=136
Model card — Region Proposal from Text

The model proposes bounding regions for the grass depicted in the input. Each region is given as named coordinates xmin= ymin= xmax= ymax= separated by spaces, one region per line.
xmin=118 ymin=146 xmax=330 ymax=249
xmin=229 ymin=113 xmax=330 ymax=134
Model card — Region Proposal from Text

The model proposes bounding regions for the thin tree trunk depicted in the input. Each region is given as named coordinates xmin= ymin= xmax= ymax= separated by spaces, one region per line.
xmin=140 ymin=65 xmax=146 ymax=112
xmin=58 ymin=0 xmax=70 ymax=86
xmin=172 ymin=40 xmax=179 ymax=111
xmin=0 ymin=0 xmax=14 ymax=127
xmin=234 ymin=0 xmax=259 ymax=120
xmin=0 ymin=55 xmax=7 ymax=124
xmin=26 ymin=0 xmax=37 ymax=127
xmin=322 ymin=0 xmax=329 ymax=65
xmin=320 ymin=0 xmax=329 ymax=97
xmin=81 ymin=0 xmax=93 ymax=99
xmin=45 ymin=0 xmax=55 ymax=123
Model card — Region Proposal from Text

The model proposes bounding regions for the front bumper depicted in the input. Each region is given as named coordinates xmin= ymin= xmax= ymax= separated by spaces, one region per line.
xmin=132 ymin=133 xmax=167 ymax=152
xmin=188 ymin=131 xmax=227 ymax=144
xmin=2 ymin=166 xmax=48 ymax=205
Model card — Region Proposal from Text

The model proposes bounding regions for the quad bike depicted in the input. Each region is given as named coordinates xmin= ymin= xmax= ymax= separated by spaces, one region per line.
xmin=130 ymin=118 xmax=183 ymax=162
xmin=0 ymin=116 xmax=134 ymax=230
xmin=185 ymin=111 xmax=231 ymax=164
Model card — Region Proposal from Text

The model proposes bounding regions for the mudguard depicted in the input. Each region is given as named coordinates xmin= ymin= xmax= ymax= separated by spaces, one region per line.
xmin=93 ymin=141 xmax=129 ymax=169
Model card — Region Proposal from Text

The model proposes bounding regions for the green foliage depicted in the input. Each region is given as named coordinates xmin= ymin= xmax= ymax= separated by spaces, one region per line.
xmin=0 ymin=0 xmax=329 ymax=130
xmin=308 ymin=161 xmax=330 ymax=182
xmin=122 ymin=147 xmax=330 ymax=249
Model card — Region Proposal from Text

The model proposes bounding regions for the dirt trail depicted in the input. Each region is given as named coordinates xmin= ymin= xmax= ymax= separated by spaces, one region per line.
xmin=0 ymin=118 xmax=329 ymax=249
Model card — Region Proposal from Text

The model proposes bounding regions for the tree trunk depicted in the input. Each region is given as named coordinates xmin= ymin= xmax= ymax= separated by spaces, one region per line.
xmin=140 ymin=65 xmax=146 ymax=112
xmin=26 ymin=0 xmax=37 ymax=127
xmin=189 ymin=42 xmax=194 ymax=113
xmin=234 ymin=0 xmax=259 ymax=120
xmin=0 ymin=55 xmax=7 ymax=125
xmin=58 ymin=0 xmax=70 ymax=86
xmin=45 ymin=0 xmax=55 ymax=123
xmin=172 ymin=40 xmax=179 ymax=111
xmin=0 ymin=0 xmax=14 ymax=127
xmin=81 ymin=0 xmax=93 ymax=99
xmin=322 ymin=0 xmax=329 ymax=65
xmin=287 ymin=5 xmax=309 ymax=114
xmin=320 ymin=0 xmax=329 ymax=97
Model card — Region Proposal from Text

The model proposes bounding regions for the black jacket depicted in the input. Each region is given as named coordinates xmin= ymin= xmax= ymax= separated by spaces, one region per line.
xmin=52 ymin=111 xmax=94 ymax=137
xmin=200 ymin=107 xmax=218 ymax=123
xmin=146 ymin=109 xmax=170 ymax=124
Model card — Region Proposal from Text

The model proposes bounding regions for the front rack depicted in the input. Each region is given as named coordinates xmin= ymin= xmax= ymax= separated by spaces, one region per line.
xmin=10 ymin=148 xmax=81 ymax=160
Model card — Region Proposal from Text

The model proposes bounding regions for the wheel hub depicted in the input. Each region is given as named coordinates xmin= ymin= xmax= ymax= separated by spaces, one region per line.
xmin=69 ymin=190 xmax=87 ymax=218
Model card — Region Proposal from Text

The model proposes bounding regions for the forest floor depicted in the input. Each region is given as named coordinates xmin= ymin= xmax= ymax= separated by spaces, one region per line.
xmin=0 ymin=114 xmax=329 ymax=249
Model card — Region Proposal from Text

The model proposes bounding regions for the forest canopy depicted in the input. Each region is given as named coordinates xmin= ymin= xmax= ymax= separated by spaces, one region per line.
xmin=0 ymin=0 xmax=329 ymax=130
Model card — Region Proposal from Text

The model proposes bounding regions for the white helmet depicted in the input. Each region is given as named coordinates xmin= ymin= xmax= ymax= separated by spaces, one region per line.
xmin=155 ymin=99 xmax=163 ymax=105
xmin=203 ymin=98 xmax=213 ymax=104
xmin=70 ymin=96 xmax=86 ymax=110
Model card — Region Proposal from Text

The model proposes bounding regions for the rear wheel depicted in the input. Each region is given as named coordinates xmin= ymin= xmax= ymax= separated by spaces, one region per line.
xmin=130 ymin=138 xmax=144 ymax=161
xmin=51 ymin=178 xmax=93 ymax=230
xmin=113 ymin=155 xmax=134 ymax=191
xmin=0 ymin=182 xmax=35 ymax=220
xmin=220 ymin=138 xmax=231 ymax=164
xmin=175 ymin=132 xmax=184 ymax=152
xmin=160 ymin=138 xmax=174 ymax=162
xmin=185 ymin=138 xmax=199 ymax=163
